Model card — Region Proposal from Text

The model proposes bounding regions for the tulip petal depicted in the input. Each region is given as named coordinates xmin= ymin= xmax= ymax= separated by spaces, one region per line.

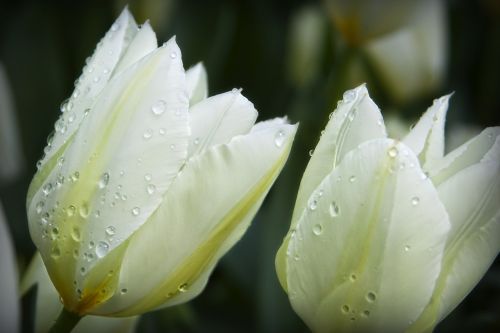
xmin=409 ymin=155 xmax=500 ymax=332
xmin=34 ymin=8 xmax=139 ymax=173
xmin=276 ymin=85 xmax=386 ymax=291
xmin=113 ymin=21 xmax=158 ymax=74
xmin=187 ymin=90 xmax=258 ymax=156
xmin=186 ymin=62 xmax=208 ymax=106
xmin=27 ymin=39 xmax=190 ymax=312
xmin=402 ymin=95 xmax=450 ymax=170
xmin=93 ymin=121 xmax=297 ymax=316
xmin=0 ymin=203 xmax=19 ymax=333
xmin=429 ymin=127 xmax=500 ymax=185
xmin=285 ymin=139 xmax=449 ymax=333
xmin=21 ymin=253 xmax=138 ymax=333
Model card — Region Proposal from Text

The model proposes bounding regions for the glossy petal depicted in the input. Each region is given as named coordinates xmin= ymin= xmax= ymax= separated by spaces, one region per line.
xmin=21 ymin=253 xmax=138 ymax=333
xmin=286 ymin=139 xmax=449 ymax=333
xmin=410 ymin=157 xmax=500 ymax=332
xmin=27 ymin=38 xmax=189 ymax=312
xmin=185 ymin=62 xmax=208 ymax=106
xmin=94 ymin=121 xmax=297 ymax=316
xmin=402 ymin=95 xmax=450 ymax=170
xmin=113 ymin=21 xmax=157 ymax=74
xmin=276 ymin=84 xmax=386 ymax=290
xmin=36 ymin=8 xmax=139 ymax=170
xmin=430 ymin=127 xmax=500 ymax=185
xmin=0 ymin=203 xmax=19 ymax=333
xmin=187 ymin=90 xmax=257 ymax=157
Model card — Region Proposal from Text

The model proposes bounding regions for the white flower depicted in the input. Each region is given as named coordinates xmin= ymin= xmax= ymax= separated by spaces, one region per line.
xmin=276 ymin=84 xmax=499 ymax=332
xmin=27 ymin=8 xmax=296 ymax=317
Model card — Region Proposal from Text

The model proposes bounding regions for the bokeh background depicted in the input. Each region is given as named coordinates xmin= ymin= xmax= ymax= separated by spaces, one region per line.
xmin=1 ymin=0 xmax=499 ymax=332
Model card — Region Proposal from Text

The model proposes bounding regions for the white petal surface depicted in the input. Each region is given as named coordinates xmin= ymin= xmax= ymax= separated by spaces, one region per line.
xmin=0 ymin=203 xmax=19 ymax=333
xmin=113 ymin=21 xmax=157 ymax=74
xmin=430 ymin=127 xmax=499 ymax=185
xmin=409 ymin=158 xmax=500 ymax=332
xmin=187 ymin=90 xmax=257 ymax=157
xmin=185 ymin=62 xmax=208 ymax=106
xmin=94 ymin=121 xmax=297 ymax=316
xmin=21 ymin=253 xmax=138 ymax=333
xmin=276 ymin=85 xmax=386 ymax=290
xmin=286 ymin=139 xmax=449 ymax=333
xmin=36 ymin=8 xmax=139 ymax=170
xmin=402 ymin=95 xmax=450 ymax=170
xmin=27 ymin=39 xmax=189 ymax=312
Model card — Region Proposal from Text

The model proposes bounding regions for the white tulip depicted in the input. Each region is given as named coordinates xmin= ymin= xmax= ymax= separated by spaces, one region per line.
xmin=27 ymin=8 xmax=296 ymax=318
xmin=276 ymin=84 xmax=499 ymax=332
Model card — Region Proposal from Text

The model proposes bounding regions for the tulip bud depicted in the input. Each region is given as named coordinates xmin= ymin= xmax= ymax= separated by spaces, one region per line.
xmin=276 ymin=84 xmax=499 ymax=332
xmin=27 ymin=8 xmax=297 ymax=317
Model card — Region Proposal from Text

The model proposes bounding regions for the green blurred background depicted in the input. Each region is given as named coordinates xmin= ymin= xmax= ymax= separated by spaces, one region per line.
xmin=0 ymin=0 xmax=499 ymax=332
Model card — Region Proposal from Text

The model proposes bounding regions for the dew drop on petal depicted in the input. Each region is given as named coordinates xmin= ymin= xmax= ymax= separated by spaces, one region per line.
xmin=343 ymin=89 xmax=357 ymax=103
xmin=341 ymin=305 xmax=350 ymax=314
xmin=366 ymin=292 xmax=377 ymax=303
xmin=143 ymin=129 xmax=153 ymax=140
xmin=404 ymin=245 xmax=411 ymax=252
xmin=146 ymin=184 xmax=156 ymax=195
xmin=144 ymin=173 xmax=152 ymax=182
xmin=36 ymin=201 xmax=45 ymax=214
xmin=308 ymin=199 xmax=318 ymax=211
xmin=71 ymin=226 xmax=81 ymax=241
xmin=96 ymin=241 xmax=109 ymax=258
xmin=178 ymin=283 xmax=188 ymax=292
xmin=170 ymin=51 xmax=177 ymax=59
xmin=349 ymin=176 xmax=356 ymax=183
xmin=274 ymin=130 xmax=285 ymax=148
xmin=329 ymin=201 xmax=340 ymax=218
xmin=98 ymin=172 xmax=110 ymax=189
xmin=67 ymin=205 xmax=76 ymax=217
xmin=105 ymin=226 xmax=116 ymax=237
xmin=79 ymin=203 xmax=90 ymax=218
xmin=312 ymin=224 xmax=323 ymax=235
xmin=131 ymin=207 xmax=141 ymax=216
xmin=411 ymin=196 xmax=420 ymax=206
xmin=152 ymin=100 xmax=166 ymax=115
xmin=388 ymin=147 xmax=398 ymax=158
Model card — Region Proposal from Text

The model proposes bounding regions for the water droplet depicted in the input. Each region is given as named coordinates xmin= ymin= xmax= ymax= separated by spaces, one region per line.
xmin=169 ymin=144 xmax=175 ymax=150
xmin=95 ymin=241 xmax=109 ymax=258
xmin=411 ymin=196 xmax=420 ymax=206
xmin=93 ymin=76 xmax=100 ymax=83
xmin=41 ymin=212 xmax=50 ymax=225
xmin=312 ymin=224 xmax=323 ymax=235
xmin=329 ymin=201 xmax=340 ymax=218
xmin=80 ymin=267 xmax=86 ymax=275
xmin=341 ymin=305 xmax=350 ymax=314
xmin=178 ymin=283 xmax=188 ymax=292
xmin=343 ymin=89 xmax=357 ymax=103
xmin=388 ymin=147 xmax=398 ymax=158
xmin=274 ymin=130 xmax=286 ymax=148
xmin=71 ymin=226 xmax=81 ymax=241
xmin=89 ymin=241 xmax=95 ymax=248
xmin=36 ymin=201 xmax=45 ymax=214
xmin=308 ymin=149 xmax=314 ymax=157
xmin=131 ymin=207 xmax=141 ymax=216
xmin=361 ymin=310 xmax=370 ymax=318
xmin=120 ymin=288 xmax=128 ymax=295
xmin=79 ymin=203 xmax=90 ymax=218
xmin=152 ymin=100 xmax=167 ymax=115
xmin=308 ymin=199 xmax=318 ymax=211
xmin=350 ymin=274 xmax=357 ymax=282
xmin=170 ymin=51 xmax=177 ymax=59
xmin=51 ymin=246 xmax=61 ymax=259
xmin=143 ymin=129 xmax=153 ymax=140
xmin=98 ymin=172 xmax=110 ymax=189
xmin=193 ymin=137 xmax=200 ymax=145
xmin=67 ymin=113 xmax=76 ymax=123
xmin=42 ymin=183 xmax=53 ymax=196
xmin=111 ymin=23 xmax=120 ymax=31
xmin=404 ymin=245 xmax=411 ymax=252
xmin=51 ymin=227 xmax=59 ymax=239
xmin=67 ymin=205 xmax=76 ymax=217
xmin=159 ymin=128 xmax=166 ymax=135
xmin=366 ymin=292 xmax=377 ymax=303
xmin=146 ymin=184 xmax=156 ymax=195
xmin=70 ymin=171 xmax=80 ymax=182
xmin=105 ymin=226 xmax=116 ymax=237
xmin=144 ymin=174 xmax=152 ymax=182
xmin=349 ymin=176 xmax=356 ymax=183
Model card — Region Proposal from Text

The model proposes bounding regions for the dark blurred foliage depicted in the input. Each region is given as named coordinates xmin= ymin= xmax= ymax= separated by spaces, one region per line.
xmin=0 ymin=0 xmax=498 ymax=332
